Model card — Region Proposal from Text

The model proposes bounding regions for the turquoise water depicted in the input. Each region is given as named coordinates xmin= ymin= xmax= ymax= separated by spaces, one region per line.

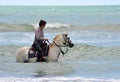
xmin=0 ymin=6 xmax=120 ymax=82
xmin=0 ymin=6 xmax=120 ymax=25
xmin=1 ymin=31 xmax=120 ymax=47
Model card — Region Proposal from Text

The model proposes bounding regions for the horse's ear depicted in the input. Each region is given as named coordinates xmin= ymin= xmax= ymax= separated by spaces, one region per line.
xmin=64 ymin=32 xmax=68 ymax=37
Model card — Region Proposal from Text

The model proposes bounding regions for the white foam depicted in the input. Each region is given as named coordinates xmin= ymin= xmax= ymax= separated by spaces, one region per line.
xmin=32 ymin=23 xmax=70 ymax=29
xmin=0 ymin=77 xmax=120 ymax=82
xmin=46 ymin=23 xmax=70 ymax=28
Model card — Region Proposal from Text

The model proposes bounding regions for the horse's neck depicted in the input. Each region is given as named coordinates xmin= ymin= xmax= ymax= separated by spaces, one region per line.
xmin=53 ymin=39 xmax=62 ymax=45
xmin=51 ymin=42 xmax=61 ymax=53
xmin=47 ymin=42 xmax=61 ymax=61
xmin=52 ymin=39 xmax=63 ymax=52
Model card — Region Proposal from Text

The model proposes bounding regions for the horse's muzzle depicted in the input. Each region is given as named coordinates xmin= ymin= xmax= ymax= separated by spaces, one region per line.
xmin=69 ymin=42 xmax=74 ymax=48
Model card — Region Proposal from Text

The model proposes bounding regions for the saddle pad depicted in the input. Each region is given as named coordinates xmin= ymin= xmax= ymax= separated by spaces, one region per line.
xmin=28 ymin=49 xmax=37 ymax=58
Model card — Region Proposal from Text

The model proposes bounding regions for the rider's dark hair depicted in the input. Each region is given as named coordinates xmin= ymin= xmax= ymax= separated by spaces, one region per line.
xmin=39 ymin=20 xmax=46 ymax=26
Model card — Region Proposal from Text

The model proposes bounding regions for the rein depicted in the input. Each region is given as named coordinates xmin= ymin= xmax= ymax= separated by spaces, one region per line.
xmin=47 ymin=40 xmax=68 ymax=56
xmin=53 ymin=41 xmax=68 ymax=56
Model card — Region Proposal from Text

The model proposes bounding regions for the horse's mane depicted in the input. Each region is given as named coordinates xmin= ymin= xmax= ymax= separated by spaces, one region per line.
xmin=53 ymin=34 xmax=61 ymax=41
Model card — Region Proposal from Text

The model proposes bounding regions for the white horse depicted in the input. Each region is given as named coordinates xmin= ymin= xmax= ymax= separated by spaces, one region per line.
xmin=16 ymin=33 xmax=74 ymax=63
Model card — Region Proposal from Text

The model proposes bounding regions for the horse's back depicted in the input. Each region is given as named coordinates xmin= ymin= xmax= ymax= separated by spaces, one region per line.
xmin=16 ymin=46 xmax=30 ymax=63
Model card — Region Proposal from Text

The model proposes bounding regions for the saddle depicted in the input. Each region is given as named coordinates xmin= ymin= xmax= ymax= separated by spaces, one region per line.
xmin=28 ymin=44 xmax=49 ymax=61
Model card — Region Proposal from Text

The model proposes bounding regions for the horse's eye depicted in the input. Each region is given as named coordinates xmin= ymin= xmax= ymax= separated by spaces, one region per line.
xmin=63 ymin=42 xmax=66 ymax=44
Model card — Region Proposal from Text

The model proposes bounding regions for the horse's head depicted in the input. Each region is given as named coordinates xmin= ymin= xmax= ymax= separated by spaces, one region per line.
xmin=62 ymin=33 xmax=74 ymax=48
xmin=51 ymin=33 xmax=74 ymax=56
xmin=53 ymin=33 xmax=74 ymax=48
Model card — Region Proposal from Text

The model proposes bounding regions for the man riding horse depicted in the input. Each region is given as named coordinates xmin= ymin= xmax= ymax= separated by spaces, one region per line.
xmin=32 ymin=20 xmax=48 ymax=62
xmin=16 ymin=20 xmax=74 ymax=63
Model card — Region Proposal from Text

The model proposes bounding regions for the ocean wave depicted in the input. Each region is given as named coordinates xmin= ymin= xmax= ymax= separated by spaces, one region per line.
xmin=0 ymin=45 xmax=120 ymax=78
xmin=1 ymin=22 xmax=120 ymax=32
xmin=46 ymin=23 xmax=71 ymax=28
xmin=1 ymin=43 xmax=120 ymax=62
xmin=60 ymin=44 xmax=120 ymax=62
xmin=0 ymin=77 xmax=120 ymax=82
xmin=1 ymin=31 xmax=120 ymax=47
xmin=0 ymin=23 xmax=34 ymax=32
xmin=32 ymin=23 xmax=72 ymax=29
xmin=31 ymin=22 xmax=119 ymax=33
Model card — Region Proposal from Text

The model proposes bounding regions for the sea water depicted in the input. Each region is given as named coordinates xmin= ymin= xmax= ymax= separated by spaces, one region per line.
xmin=1 ymin=31 xmax=120 ymax=47
xmin=0 ymin=6 xmax=120 ymax=25
xmin=0 ymin=6 xmax=120 ymax=82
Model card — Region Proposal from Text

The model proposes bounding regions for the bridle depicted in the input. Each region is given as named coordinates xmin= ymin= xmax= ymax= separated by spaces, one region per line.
xmin=53 ymin=41 xmax=67 ymax=56
xmin=47 ymin=34 xmax=71 ymax=56
xmin=54 ymin=34 xmax=71 ymax=56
